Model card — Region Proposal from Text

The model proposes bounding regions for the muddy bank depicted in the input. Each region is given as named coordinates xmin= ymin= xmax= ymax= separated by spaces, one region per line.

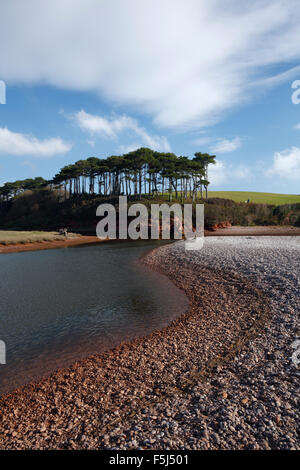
xmin=0 ymin=236 xmax=101 ymax=254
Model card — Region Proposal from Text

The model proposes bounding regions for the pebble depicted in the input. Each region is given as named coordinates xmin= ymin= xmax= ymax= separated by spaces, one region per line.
xmin=0 ymin=237 xmax=299 ymax=450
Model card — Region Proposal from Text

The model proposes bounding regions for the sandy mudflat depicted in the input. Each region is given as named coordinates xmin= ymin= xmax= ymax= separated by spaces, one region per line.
xmin=0 ymin=237 xmax=299 ymax=450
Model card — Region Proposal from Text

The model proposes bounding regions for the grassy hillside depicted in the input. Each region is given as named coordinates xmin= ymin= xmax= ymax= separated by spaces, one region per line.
xmin=207 ymin=191 xmax=300 ymax=205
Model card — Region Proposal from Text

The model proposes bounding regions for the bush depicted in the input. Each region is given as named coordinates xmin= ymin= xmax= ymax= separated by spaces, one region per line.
xmin=1 ymin=190 xmax=300 ymax=231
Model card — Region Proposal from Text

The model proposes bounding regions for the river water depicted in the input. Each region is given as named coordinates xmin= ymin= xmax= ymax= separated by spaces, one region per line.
xmin=0 ymin=241 xmax=188 ymax=395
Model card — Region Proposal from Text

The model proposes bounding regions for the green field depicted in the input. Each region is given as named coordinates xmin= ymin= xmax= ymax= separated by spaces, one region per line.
xmin=207 ymin=191 xmax=300 ymax=205
xmin=0 ymin=231 xmax=80 ymax=246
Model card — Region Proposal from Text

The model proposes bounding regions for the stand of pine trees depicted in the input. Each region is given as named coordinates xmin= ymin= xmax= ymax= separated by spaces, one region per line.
xmin=0 ymin=148 xmax=216 ymax=205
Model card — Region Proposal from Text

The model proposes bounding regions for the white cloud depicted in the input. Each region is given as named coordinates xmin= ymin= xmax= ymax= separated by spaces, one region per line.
xmin=294 ymin=123 xmax=300 ymax=130
xmin=1 ymin=1 xmax=300 ymax=129
xmin=209 ymin=160 xmax=227 ymax=186
xmin=191 ymin=136 xmax=212 ymax=147
xmin=209 ymin=160 xmax=250 ymax=187
xmin=251 ymin=65 xmax=300 ymax=90
xmin=119 ymin=143 xmax=144 ymax=154
xmin=73 ymin=110 xmax=170 ymax=152
xmin=191 ymin=135 xmax=242 ymax=153
xmin=0 ymin=127 xmax=71 ymax=157
xmin=266 ymin=147 xmax=300 ymax=180
xmin=22 ymin=160 xmax=36 ymax=169
xmin=210 ymin=137 xmax=242 ymax=154
xmin=75 ymin=111 xmax=116 ymax=137
xmin=233 ymin=165 xmax=251 ymax=180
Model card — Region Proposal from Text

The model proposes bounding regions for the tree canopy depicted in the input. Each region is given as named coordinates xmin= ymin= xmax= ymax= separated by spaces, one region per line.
xmin=0 ymin=148 xmax=216 ymax=204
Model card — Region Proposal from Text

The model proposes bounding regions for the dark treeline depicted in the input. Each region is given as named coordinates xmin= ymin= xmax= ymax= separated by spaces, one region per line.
xmin=0 ymin=148 xmax=216 ymax=206
xmin=0 ymin=177 xmax=47 ymax=206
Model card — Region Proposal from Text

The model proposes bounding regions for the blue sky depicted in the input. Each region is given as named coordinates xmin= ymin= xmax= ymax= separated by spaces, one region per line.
xmin=1 ymin=0 xmax=300 ymax=193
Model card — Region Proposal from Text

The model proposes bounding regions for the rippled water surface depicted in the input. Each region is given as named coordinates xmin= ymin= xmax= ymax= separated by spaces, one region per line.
xmin=0 ymin=241 xmax=188 ymax=395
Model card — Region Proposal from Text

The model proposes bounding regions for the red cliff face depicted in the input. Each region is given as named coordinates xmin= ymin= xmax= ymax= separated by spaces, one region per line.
xmin=210 ymin=221 xmax=232 ymax=231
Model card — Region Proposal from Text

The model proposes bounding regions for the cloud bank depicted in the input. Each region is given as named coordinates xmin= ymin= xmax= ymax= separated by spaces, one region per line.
xmin=1 ymin=1 xmax=300 ymax=129
xmin=73 ymin=110 xmax=170 ymax=152
xmin=209 ymin=160 xmax=250 ymax=187
xmin=0 ymin=128 xmax=71 ymax=157
xmin=210 ymin=137 xmax=242 ymax=154
xmin=267 ymin=147 xmax=300 ymax=180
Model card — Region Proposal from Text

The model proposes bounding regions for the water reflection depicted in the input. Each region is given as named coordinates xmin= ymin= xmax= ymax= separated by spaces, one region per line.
xmin=0 ymin=241 xmax=188 ymax=395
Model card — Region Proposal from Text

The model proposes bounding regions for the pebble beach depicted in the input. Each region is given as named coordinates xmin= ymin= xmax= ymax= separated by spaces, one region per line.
xmin=0 ymin=236 xmax=299 ymax=450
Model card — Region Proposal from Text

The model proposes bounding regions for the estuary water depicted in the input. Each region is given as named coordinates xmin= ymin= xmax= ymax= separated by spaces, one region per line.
xmin=0 ymin=241 xmax=188 ymax=395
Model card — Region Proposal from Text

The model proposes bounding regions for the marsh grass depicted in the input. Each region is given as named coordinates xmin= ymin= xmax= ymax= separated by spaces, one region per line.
xmin=0 ymin=231 xmax=80 ymax=246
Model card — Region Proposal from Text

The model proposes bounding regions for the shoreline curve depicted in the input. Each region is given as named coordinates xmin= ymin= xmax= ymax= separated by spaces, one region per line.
xmin=0 ymin=239 xmax=277 ymax=450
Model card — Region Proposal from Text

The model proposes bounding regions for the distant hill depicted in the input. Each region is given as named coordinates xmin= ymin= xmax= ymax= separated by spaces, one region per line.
xmin=207 ymin=191 xmax=300 ymax=205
